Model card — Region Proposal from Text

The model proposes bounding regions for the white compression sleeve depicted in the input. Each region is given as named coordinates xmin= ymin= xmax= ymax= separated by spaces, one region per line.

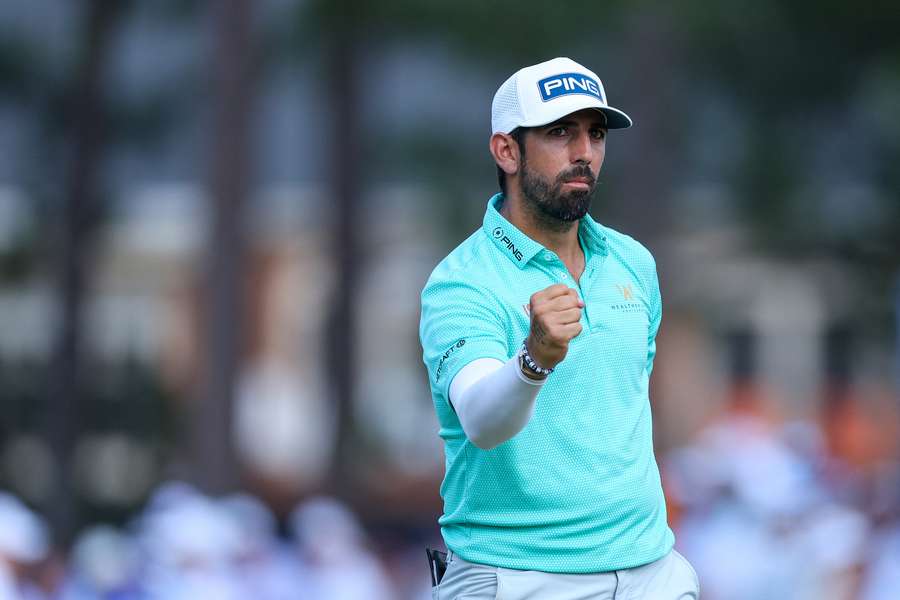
xmin=448 ymin=355 xmax=546 ymax=450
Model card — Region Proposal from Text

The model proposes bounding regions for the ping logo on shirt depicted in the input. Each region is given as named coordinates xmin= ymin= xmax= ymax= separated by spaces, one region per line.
xmin=492 ymin=227 xmax=524 ymax=261
xmin=537 ymin=72 xmax=604 ymax=102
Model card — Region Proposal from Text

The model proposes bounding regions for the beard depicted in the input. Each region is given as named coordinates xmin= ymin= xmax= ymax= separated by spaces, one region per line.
xmin=519 ymin=160 xmax=597 ymax=229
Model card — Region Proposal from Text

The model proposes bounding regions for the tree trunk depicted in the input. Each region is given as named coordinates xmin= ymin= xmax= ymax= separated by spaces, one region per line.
xmin=47 ymin=0 xmax=122 ymax=544
xmin=324 ymin=0 xmax=362 ymax=498
xmin=192 ymin=0 xmax=256 ymax=494
xmin=615 ymin=8 xmax=679 ymax=243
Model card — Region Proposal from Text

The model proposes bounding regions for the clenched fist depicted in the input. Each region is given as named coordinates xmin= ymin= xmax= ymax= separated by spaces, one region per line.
xmin=526 ymin=284 xmax=584 ymax=370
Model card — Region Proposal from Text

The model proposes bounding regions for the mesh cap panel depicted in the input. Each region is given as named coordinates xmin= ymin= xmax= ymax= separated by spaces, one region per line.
xmin=491 ymin=76 xmax=523 ymax=134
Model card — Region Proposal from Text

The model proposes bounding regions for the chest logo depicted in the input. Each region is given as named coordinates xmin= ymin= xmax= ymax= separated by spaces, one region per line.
xmin=612 ymin=283 xmax=642 ymax=313
xmin=616 ymin=283 xmax=634 ymax=300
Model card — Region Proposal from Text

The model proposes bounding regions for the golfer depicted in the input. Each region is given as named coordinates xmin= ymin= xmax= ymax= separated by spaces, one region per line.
xmin=419 ymin=57 xmax=699 ymax=599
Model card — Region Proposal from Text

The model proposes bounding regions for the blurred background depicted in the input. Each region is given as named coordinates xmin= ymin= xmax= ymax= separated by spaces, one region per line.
xmin=0 ymin=0 xmax=898 ymax=598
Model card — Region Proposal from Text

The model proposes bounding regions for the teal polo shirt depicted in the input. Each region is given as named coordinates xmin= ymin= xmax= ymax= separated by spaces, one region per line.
xmin=419 ymin=193 xmax=674 ymax=573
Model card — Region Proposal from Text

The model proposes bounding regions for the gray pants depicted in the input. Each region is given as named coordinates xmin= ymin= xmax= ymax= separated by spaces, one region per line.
xmin=433 ymin=549 xmax=700 ymax=600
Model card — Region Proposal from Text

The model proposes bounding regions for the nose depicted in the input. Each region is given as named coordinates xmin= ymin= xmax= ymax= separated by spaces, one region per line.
xmin=569 ymin=130 xmax=593 ymax=165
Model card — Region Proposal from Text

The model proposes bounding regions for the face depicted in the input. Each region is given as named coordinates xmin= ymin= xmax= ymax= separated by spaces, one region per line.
xmin=517 ymin=109 xmax=607 ymax=225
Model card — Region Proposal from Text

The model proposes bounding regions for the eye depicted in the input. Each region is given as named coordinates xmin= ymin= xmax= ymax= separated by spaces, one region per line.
xmin=548 ymin=126 xmax=569 ymax=137
xmin=590 ymin=128 xmax=607 ymax=140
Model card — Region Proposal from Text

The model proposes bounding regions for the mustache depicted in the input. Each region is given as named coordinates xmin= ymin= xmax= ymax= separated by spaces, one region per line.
xmin=556 ymin=165 xmax=596 ymax=187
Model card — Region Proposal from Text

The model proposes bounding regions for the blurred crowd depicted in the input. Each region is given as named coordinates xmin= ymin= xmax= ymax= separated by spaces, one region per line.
xmin=2 ymin=400 xmax=899 ymax=600
xmin=0 ymin=483 xmax=431 ymax=600
xmin=664 ymin=388 xmax=900 ymax=600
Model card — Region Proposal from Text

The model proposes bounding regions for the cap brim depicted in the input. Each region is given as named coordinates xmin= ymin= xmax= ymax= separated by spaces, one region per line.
xmin=595 ymin=106 xmax=632 ymax=129
xmin=517 ymin=104 xmax=633 ymax=132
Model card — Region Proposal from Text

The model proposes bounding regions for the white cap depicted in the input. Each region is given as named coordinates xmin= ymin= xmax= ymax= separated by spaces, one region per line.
xmin=491 ymin=57 xmax=632 ymax=134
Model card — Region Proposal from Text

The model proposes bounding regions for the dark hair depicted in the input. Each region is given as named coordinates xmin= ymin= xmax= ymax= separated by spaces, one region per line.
xmin=497 ymin=127 xmax=529 ymax=194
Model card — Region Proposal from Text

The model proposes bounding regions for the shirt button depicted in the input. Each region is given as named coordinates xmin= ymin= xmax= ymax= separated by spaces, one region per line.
xmin=543 ymin=251 xmax=554 ymax=261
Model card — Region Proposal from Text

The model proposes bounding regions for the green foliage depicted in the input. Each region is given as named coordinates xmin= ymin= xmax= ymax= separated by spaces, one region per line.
xmin=670 ymin=1 xmax=900 ymax=295
xmin=0 ymin=36 xmax=44 ymax=99
xmin=0 ymin=228 xmax=40 ymax=284
xmin=288 ymin=0 xmax=631 ymax=63
xmin=0 ymin=357 xmax=176 ymax=518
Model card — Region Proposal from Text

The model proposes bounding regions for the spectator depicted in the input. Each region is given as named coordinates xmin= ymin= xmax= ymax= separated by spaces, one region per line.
xmin=0 ymin=492 xmax=49 ymax=600
xmin=290 ymin=497 xmax=395 ymax=600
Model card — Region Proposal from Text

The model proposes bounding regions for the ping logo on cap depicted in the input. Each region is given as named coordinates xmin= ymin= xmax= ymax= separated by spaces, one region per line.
xmin=537 ymin=72 xmax=604 ymax=103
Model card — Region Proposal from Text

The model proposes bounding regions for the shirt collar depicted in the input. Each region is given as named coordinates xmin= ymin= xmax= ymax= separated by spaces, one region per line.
xmin=482 ymin=193 xmax=609 ymax=269
xmin=482 ymin=194 xmax=543 ymax=269
xmin=578 ymin=212 xmax=610 ymax=258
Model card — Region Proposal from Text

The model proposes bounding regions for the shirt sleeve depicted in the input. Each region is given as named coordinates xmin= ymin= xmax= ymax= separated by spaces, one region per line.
xmin=645 ymin=260 xmax=662 ymax=377
xmin=420 ymin=275 xmax=511 ymax=402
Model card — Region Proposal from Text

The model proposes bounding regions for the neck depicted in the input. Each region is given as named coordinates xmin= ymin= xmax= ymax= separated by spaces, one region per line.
xmin=499 ymin=190 xmax=584 ymax=270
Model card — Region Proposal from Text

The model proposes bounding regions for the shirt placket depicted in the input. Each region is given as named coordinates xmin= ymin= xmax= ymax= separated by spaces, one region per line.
xmin=534 ymin=250 xmax=592 ymax=331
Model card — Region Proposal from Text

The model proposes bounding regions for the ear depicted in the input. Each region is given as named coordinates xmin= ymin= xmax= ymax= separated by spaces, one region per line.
xmin=489 ymin=132 xmax=522 ymax=176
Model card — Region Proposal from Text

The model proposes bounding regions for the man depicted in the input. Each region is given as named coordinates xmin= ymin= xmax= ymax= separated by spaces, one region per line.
xmin=419 ymin=57 xmax=700 ymax=599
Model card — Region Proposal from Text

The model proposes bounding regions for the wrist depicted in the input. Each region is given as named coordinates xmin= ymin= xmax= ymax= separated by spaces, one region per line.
xmin=519 ymin=340 xmax=554 ymax=379
xmin=518 ymin=355 xmax=548 ymax=382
